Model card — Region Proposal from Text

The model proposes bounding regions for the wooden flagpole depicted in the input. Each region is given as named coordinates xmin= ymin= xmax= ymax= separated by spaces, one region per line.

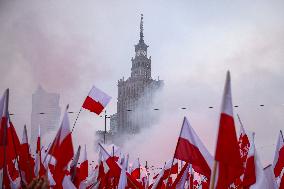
xmin=209 ymin=160 xmax=217 ymax=189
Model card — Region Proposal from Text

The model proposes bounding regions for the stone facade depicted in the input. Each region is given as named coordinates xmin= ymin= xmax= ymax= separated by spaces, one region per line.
xmin=110 ymin=14 xmax=163 ymax=135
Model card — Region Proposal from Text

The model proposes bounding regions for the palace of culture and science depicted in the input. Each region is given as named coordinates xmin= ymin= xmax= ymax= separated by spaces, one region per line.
xmin=97 ymin=15 xmax=163 ymax=143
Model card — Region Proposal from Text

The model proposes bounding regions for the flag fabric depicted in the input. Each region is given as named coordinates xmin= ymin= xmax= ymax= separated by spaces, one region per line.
xmin=0 ymin=91 xmax=21 ymax=168
xmin=214 ymin=71 xmax=243 ymax=189
xmin=263 ymin=164 xmax=278 ymax=189
xmin=97 ymin=143 xmax=143 ymax=189
xmin=34 ymin=125 xmax=45 ymax=177
xmin=131 ymin=158 xmax=141 ymax=180
xmin=118 ymin=155 xmax=128 ymax=189
xmin=280 ymin=174 xmax=284 ymax=189
xmin=82 ymin=86 xmax=111 ymax=115
xmin=19 ymin=125 xmax=35 ymax=184
xmin=273 ymin=131 xmax=284 ymax=178
xmin=48 ymin=106 xmax=74 ymax=188
xmin=62 ymin=175 xmax=77 ymax=189
xmin=242 ymin=134 xmax=256 ymax=188
xmin=48 ymin=107 xmax=74 ymax=169
xmin=174 ymin=117 xmax=213 ymax=179
xmin=238 ymin=118 xmax=250 ymax=167
xmin=70 ymin=146 xmax=81 ymax=187
xmin=79 ymin=145 xmax=88 ymax=183
xmin=171 ymin=162 xmax=190 ymax=189
xmin=249 ymin=134 xmax=270 ymax=189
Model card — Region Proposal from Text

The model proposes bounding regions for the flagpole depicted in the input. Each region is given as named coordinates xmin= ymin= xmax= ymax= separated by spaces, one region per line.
xmin=209 ymin=160 xmax=217 ymax=189
xmin=2 ymin=89 xmax=8 ymax=189
xmin=237 ymin=114 xmax=244 ymax=129
xmin=104 ymin=110 xmax=111 ymax=144
xmin=71 ymin=107 xmax=83 ymax=133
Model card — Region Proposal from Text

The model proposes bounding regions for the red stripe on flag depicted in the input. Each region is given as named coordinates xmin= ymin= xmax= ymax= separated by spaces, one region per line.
xmin=82 ymin=96 xmax=104 ymax=115
xmin=274 ymin=146 xmax=284 ymax=177
xmin=243 ymin=156 xmax=256 ymax=188
xmin=215 ymin=113 xmax=243 ymax=188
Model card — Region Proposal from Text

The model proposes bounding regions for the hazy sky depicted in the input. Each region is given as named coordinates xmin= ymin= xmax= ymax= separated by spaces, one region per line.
xmin=0 ymin=0 xmax=284 ymax=167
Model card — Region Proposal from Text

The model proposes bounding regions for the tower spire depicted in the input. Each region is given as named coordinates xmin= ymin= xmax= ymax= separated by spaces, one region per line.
xmin=139 ymin=14 xmax=144 ymax=43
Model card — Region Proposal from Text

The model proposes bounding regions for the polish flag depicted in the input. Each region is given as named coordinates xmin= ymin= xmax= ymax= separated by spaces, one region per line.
xmin=82 ymin=86 xmax=112 ymax=115
xmin=79 ymin=145 xmax=88 ymax=184
xmin=48 ymin=106 xmax=74 ymax=169
xmin=118 ymin=154 xmax=128 ymax=189
xmin=163 ymin=158 xmax=178 ymax=179
xmin=242 ymin=133 xmax=256 ymax=188
xmin=34 ymin=125 xmax=46 ymax=177
xmin=70 ymin=145 xmax=81 ymax=186
xmin=238 ymin=117 xmax=250 ymax=167
xmin=151 ymin=159 xmax=178 ymax=189
xmin=171 ymin=162 xmax=190 ymax=189
xmin=98 ymin=143 xmax=144 ymax=189
xmin=174 ymin=117 xmax=213 ymax=179
xmin=248 ymin=133 xmax=270 ymax=189
xmin=273 ymin=131 xmax=284 ymax=178
xmin=19 ymin=125 xmax=35 ymax=183
xmin=48 ymin=106 xmax=74 ymax=187
xmin=0 ymin=89 xmax=21 ymax=169
xmin=214 ymin=71 xmax=243 ymax=189
xmin=131 ymin=158 xmax=141 ymax=180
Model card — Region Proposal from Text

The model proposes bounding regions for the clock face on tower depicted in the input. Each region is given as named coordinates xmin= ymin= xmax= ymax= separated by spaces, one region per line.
xmin=136 ymin=49 xmax=146 ymax=56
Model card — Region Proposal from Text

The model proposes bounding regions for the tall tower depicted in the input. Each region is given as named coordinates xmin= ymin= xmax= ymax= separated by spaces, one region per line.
xmin=111 ymin=14 xmax=163 ymax=136
xmin=30 ymin=86 xmax=61 ymax=152
xmin=131 ymin=14 xmax=151 ymax=79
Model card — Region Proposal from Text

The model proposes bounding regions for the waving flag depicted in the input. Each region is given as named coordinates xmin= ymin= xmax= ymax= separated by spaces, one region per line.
xmin=242 ymin=133 xmax=256 ymax=188
xmin=238 ymin=115 xmax=250 ymax=167
xmin=273 ymin=131 xmax=284 ymax=178
xmin=19 ymin=125 xmax=35 ymax=184
xmin=131 ymin=158 xmax=141 ymax=180
xmin=82 ymin=85 xmax=111 ymax=115
xmin=214 ymin=71 xmax=243 ymax=189
xmin=48 ymin=105 xmax=74 ymax=187
xmin=174 ymin=117 xmax=213 ymax=179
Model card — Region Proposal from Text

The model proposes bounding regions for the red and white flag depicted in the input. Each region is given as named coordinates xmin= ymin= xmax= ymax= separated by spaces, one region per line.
xmin=48 ymin=107 xmax=74 ymax=169
xmin=171 ymin=162 xmax=190 ymax=189
xmin=78 ymin=145 xmax=88 ymax=186
xmin=48 ymin=106 xmax=74 ymax=187
xmin=214 ymin=71 xmax=243 ymax=189
xmin=174 ymin=117 xmax=213 ymax=180
xmin=273 ymin=131 xmax=284 ymax=179
xmin=131 ymin=158 xmax=141 ymax=180
xmin=82 ymin=86 xmax=111 ymax=115
xmin=238 ymin=117 xmax=250 ymax=167
xmin=247 ymin=133 xmax=270 ymax=189
xmin=35 ymin=125 xmax=45 ymax=177
xmin=242 ymin=133 xmax=256 ymax=188
xmin=19 ymin=125 xmax=35 ymax=183
xmin=0 ymin=89 xmax=21 ymax=170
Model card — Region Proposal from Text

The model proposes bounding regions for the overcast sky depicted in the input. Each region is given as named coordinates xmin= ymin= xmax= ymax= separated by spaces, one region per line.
xmin=0 ymin=0 xmax=284 ymax=167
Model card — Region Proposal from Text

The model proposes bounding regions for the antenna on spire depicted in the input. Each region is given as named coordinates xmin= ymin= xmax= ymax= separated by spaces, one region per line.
xmin=140 ymin=14 xmax=144 ymax=42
